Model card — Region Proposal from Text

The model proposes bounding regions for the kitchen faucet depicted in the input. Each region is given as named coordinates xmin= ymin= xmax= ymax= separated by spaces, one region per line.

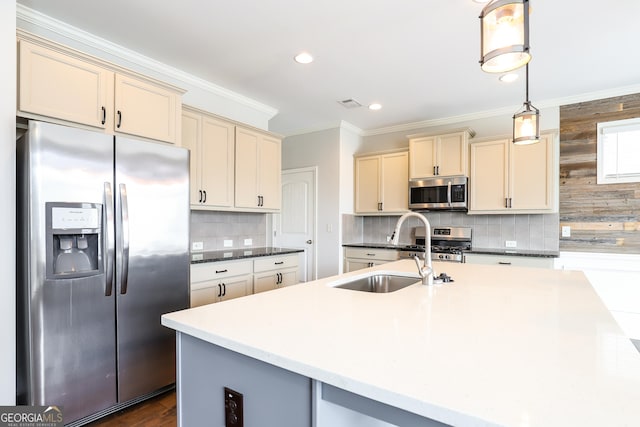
xmin=390 ymin=212 xmax=434 ymax=285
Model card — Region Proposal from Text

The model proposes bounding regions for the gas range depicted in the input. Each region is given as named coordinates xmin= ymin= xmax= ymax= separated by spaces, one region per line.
xmin=399 ymin=226 xmax=472 ymax=263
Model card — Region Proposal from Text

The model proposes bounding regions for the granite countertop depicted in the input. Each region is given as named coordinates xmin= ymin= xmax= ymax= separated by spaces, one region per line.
xmin=343 ymin=243 xmax=559 ymax=257
xmin=162 ymin=260 xmax=640 ymax=426
xmin=190 ymin=247 xmax=303 ymax=264
xmin=469 ymin=247 xmax=559 ymax=258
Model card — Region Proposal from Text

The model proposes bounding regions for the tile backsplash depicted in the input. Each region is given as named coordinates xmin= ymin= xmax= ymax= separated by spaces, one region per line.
xmin=191 ymin=211 xmax=267 ymax=251
xmin=342 ymin=212 xmax=559 ymax=252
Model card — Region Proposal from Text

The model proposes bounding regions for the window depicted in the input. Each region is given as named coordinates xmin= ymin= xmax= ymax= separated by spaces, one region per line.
xmin=597 ymin=117 xmax=640 ymax=184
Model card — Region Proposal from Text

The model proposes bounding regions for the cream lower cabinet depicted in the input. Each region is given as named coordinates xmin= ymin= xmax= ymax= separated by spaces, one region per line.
xmin=18 ymin=36 xmax=181 ymax=144
xmin=469 ymin=132 xmax=556 ymax=214
xmin=464 ymin=253 xmax=554 ymax=269
xmin=190 ymin=260 xmax=253 ymax=307
xmin=343 ymin=247 xmax=401 ymax=272
xmin=253 ymin=254 xmax=299 ymax=293
xmin=182 ymin=108 xmax=235 ymax=209
xmin=235 ymin=127 xmax=282 ymax=211
xmin=408 ymin=130 xmax=471 ymax=178
xmin=355 ymin=151 xmax=408 ymax=214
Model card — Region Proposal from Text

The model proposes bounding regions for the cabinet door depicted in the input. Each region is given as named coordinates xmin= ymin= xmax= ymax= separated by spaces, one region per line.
xmin=219 ymin=275 xmax=253 ymax=302
xmin=114 ymin=73 xmax=178 ymax=143
xmin=190 ymin=281 xmax=219 ymax=307
xmin=279 ymin=269 xmax=298 ymax=288
xmin=253 ymin=271 xmax=278 ymax=294
xmin=235 ymin=127 xmax=260 ymax=208
xmin=201 ymin=116 xmax=235 ymax=208
xmin=510 ymin=133 xmax=554 ymax=210
xmin=18 ymin=40 xmax=112 ymax=129
xmin=409 ymin=136 xmax=437 ymax=178
xmin=354 ymin=156 xmax=381 ymax=213
xmin=469 ymin=139 xmax=510 ymax=212
xmin=380 ymin=152 xmax=408 ymax=212
xmin=181 ymin=111 xmax=202 ymax=205
xmin=258 ymin=135 xmax=281 ymax=210
xmin=438 ymin=132 xmax=468 ymax=176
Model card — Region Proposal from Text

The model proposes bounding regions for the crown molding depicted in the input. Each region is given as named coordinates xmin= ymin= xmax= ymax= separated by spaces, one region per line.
xmin=363 ymin=83 xmax=640 ymax=137
xmin=16 ymin=4 xmax=278 ymax=119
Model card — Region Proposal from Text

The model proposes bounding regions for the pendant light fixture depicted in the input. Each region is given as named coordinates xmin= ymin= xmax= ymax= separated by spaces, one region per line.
xmin=513 ymin=63 xmax=540 ymax=144
xmin=479 ymin=0 xmax=531 ymax=73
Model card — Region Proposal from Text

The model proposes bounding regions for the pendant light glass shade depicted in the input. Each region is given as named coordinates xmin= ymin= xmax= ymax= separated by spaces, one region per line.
xmin=480 ymin=0 xmax=530 ymax=73
xmin=513 ymin=64 xmax=540 ymax=144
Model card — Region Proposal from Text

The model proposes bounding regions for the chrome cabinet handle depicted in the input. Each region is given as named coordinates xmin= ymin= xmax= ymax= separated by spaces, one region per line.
xmin=119 ymin=183 xmax=130 ymax=294
xmin=447 ymin=180 xmax=452 ymax=206
xmin=104 ymin=182 xmax=115 ymax=296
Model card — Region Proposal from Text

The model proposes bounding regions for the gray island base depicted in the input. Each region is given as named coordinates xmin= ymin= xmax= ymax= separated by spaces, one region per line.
xmin=177 ymin=332 xmax=448 ymax=426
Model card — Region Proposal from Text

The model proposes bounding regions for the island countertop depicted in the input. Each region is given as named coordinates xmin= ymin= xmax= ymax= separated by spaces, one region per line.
xmin=162 ymin=260 xmax=640 ymax=427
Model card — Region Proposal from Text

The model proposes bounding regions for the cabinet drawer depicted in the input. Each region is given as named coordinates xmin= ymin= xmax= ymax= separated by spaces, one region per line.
xmin=464 ymin=253 xmax=553 ymax=269
xmin=254 ymin=254 xmax=299 ymax=273
xmin=191 ymin=259 xmax=253 ymax=283
xmin=344 ymin=247 xmax=400 ymax=262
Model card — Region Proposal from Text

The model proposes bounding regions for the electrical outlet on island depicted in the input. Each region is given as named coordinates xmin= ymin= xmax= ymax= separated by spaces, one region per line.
xmin=223 ymin=239 xmax=233 ymax=248
xmin=505 ymin=240 xmax=517 ymax=248
xmin=244 ymin=238 xmax=252 ymax=246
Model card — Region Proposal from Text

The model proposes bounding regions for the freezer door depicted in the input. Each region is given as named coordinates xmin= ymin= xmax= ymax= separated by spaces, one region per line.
xmin=114 ymin=137 xmax=190 ymax=402
xmin=16 ymin=121 xmax=117 ymax=424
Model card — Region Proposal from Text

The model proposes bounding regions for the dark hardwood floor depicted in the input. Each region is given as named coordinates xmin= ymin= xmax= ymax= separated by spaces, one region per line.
xmin=87 ymin=390 xmax=176 ymax=427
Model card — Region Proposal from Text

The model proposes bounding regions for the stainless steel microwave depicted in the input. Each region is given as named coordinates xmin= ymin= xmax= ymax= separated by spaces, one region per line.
xmin=409 ymin=176 xmax=468 ymax=211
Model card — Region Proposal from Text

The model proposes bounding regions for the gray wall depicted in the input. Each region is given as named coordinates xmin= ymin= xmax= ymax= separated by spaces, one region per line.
xmin=1 ymin=0 xmax=16 ymax=404
xmin=282 ymin=128 xmax=342 ymax=278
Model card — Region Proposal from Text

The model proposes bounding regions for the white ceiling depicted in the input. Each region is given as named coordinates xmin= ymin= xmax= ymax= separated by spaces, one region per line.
xmin=15 ymin=0 xmax=640 ymax=136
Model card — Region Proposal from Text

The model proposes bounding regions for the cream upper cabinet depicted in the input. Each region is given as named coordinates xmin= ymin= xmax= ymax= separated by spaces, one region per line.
xmin=17 ymin=36 xmax=182 ymax=144
xmin=182 ymin=108 xmax=235 ymax=209
xmin=18 ymin=39 xmax=113 ymax=130
xmin=409 ymin=130 xmax=471 ymax=178
xmin=235 ymin=127 xmax=282 ymax=211
xmin=355 ymin=151 xmax=409 ymax=214
xmin=113 ymin=74 xmax=180 ymax=143
xmin=469 ymin=132 xmax=557 ymax=214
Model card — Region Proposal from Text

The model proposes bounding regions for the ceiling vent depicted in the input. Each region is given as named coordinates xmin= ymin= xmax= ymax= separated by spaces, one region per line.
xmin=338 ymin=99 xmax=362 ymax=109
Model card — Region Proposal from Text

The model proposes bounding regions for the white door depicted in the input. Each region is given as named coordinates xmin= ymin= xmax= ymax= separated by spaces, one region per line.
xmin=273 ymin=167 xmax=316 ymax=282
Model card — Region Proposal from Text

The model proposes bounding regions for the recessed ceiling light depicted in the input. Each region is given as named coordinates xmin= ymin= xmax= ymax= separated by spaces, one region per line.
xmin=368 ymin=103 xmax=382 ymax=111
xmin=499 ymin=73 xmax=519 ymax=83
xmin=294 ymin=52 xmax=313 ymax=64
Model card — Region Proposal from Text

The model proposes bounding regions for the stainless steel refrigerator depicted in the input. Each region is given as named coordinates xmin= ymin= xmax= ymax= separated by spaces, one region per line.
xmin=16 ymin=120 xmax=190 ymax=425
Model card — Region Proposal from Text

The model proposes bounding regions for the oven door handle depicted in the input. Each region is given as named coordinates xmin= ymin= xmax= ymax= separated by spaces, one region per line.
xmin=447 ymin=180 xmax=452 ymax=207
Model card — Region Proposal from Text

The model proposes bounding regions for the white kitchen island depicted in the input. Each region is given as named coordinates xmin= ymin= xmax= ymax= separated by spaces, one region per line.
xmin=161 ymin=260 xmax=640 ymax=427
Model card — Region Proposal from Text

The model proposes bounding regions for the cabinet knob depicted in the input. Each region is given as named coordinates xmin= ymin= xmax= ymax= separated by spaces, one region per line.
xmin=306 ymin=240 xmax=313 ymax=244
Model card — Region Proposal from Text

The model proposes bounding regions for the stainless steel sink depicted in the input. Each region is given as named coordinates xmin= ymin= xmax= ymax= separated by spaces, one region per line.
xmin=331 ymin=273 xmax=420 ymax=293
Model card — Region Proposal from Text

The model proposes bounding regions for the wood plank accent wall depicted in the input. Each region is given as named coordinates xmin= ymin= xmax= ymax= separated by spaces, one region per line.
xmin=559 ymin=93 xmax=640 ymax=253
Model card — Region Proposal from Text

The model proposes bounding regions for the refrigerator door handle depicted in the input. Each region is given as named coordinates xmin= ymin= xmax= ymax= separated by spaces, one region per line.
xmin=119 ymin=183 xmax=131 ymax=294
xmin=104 ymin=182 xmax=115 ymax=296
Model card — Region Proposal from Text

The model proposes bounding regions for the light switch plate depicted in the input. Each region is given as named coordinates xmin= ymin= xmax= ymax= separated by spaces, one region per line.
xmin=192 ymin=241 xmax=203 ymax=251
xmin=505 ymin=240 xmax=517 ymax=248
xmin=562 ymin=226 xmax=571 ymax=237
xmin=224 ymin=239 xmax=233 ymax=247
